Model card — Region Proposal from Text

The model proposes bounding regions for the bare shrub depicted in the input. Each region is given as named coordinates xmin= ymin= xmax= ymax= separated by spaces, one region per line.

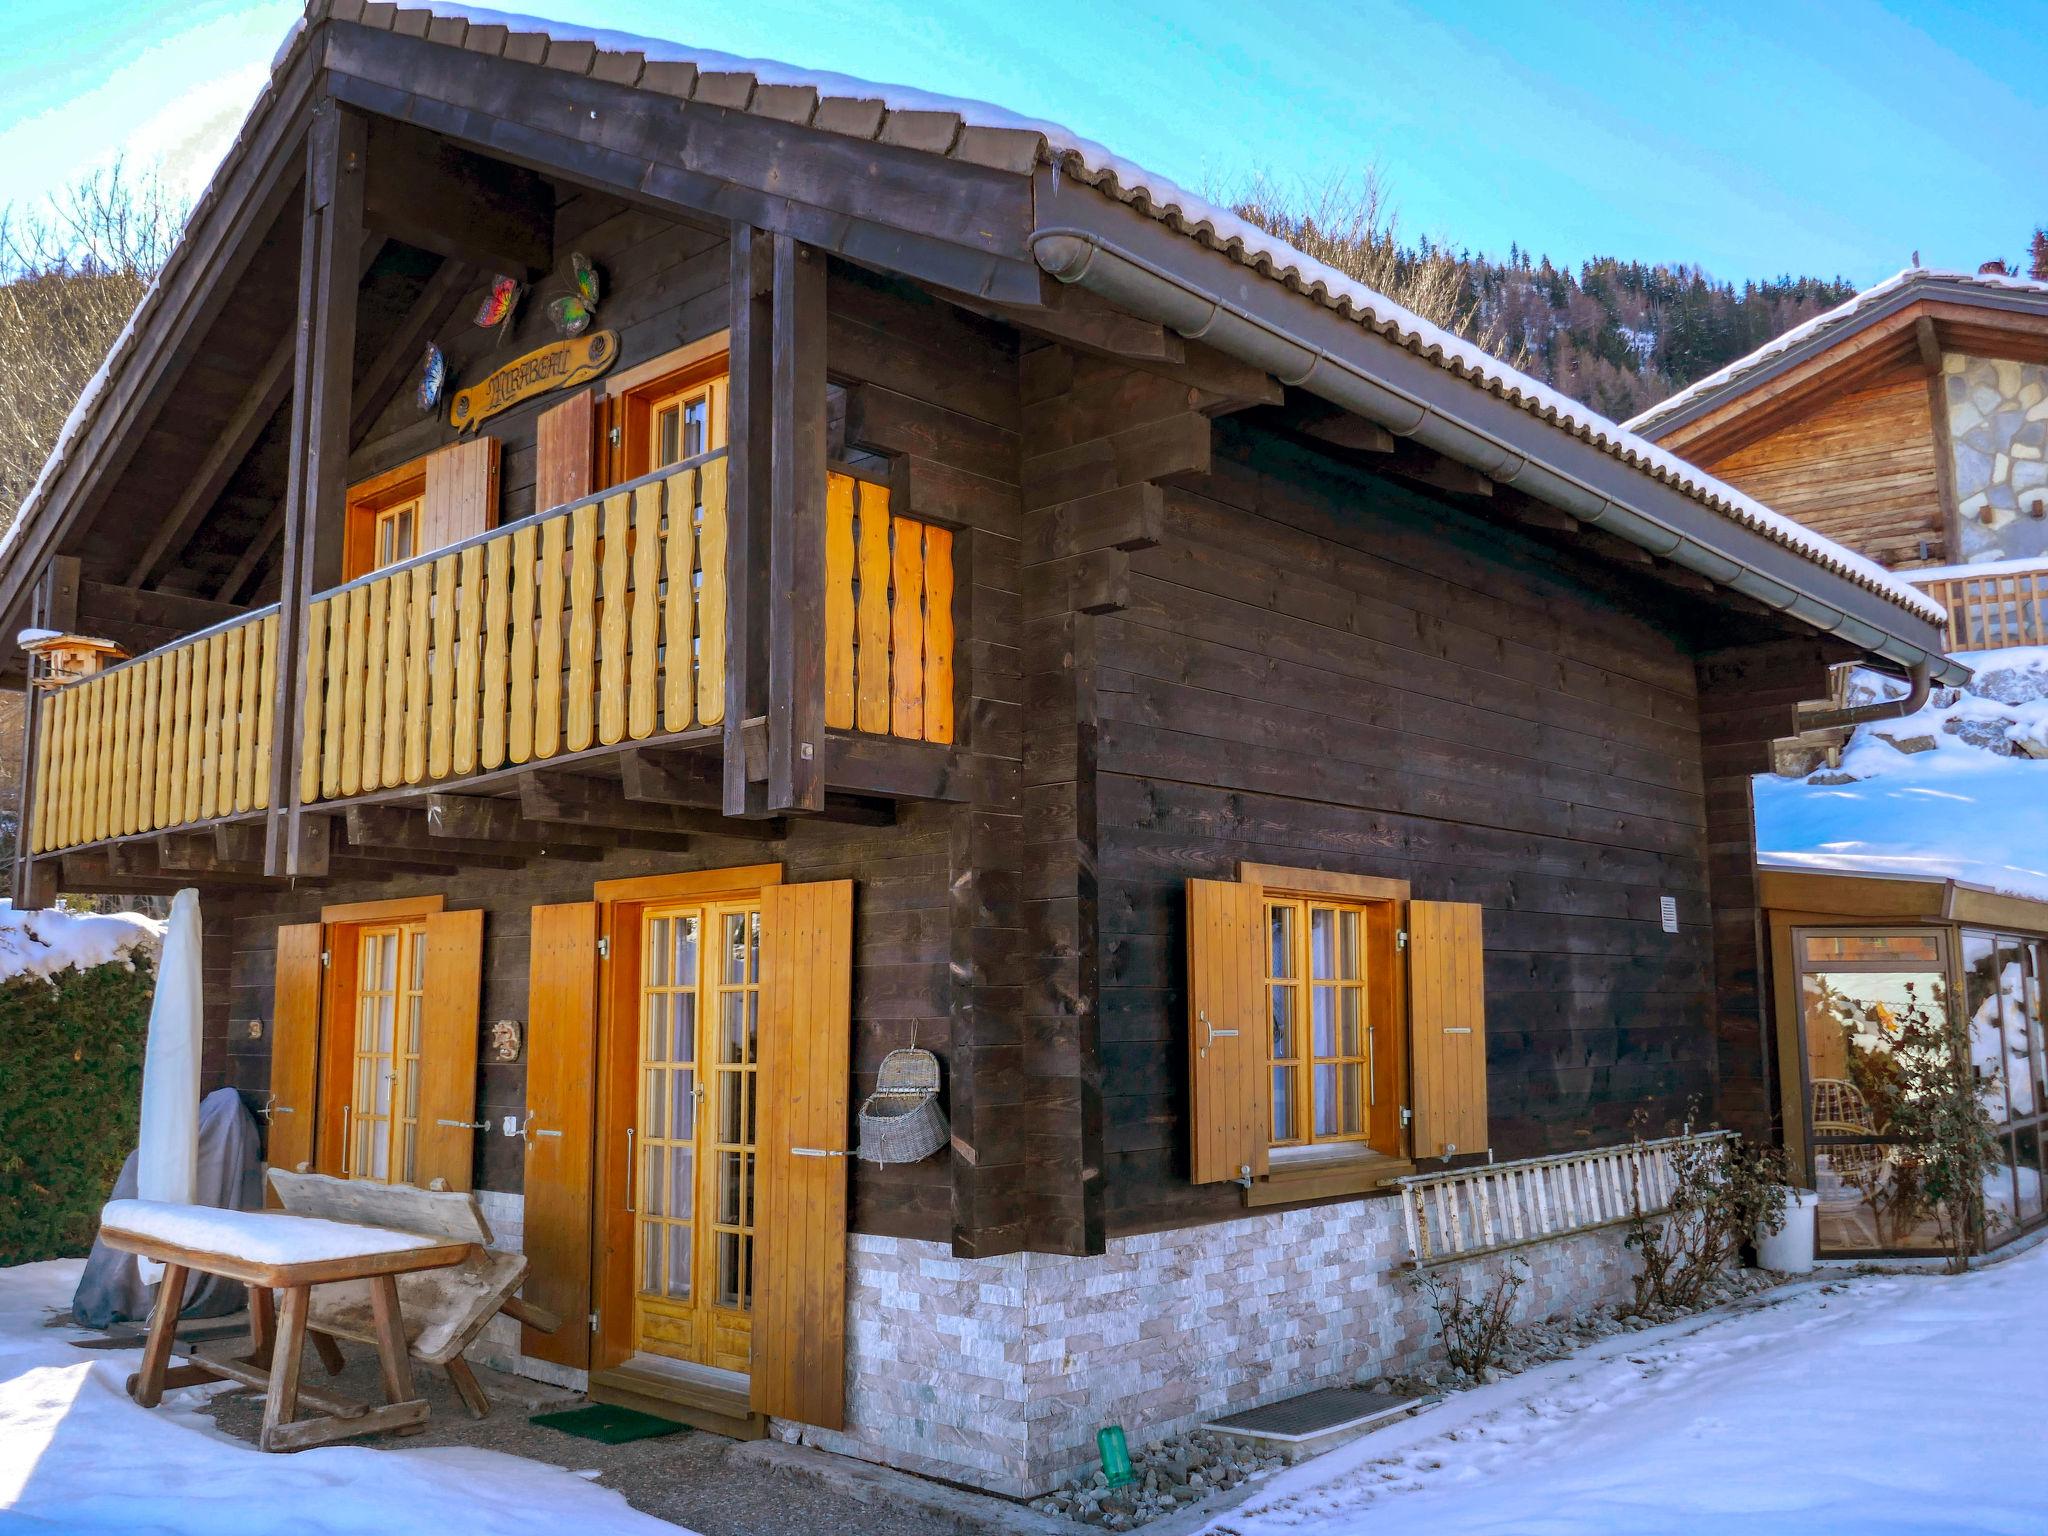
xmin=1625 ymin=1111 xmax=1791 ymax=1312
xmin=1407 ymin=1255 xmax=1528 ymax=1379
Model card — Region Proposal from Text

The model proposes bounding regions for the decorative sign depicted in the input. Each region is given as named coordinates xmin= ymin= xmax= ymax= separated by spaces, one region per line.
xmin=448 ymin=330 xmax=618 ymax=431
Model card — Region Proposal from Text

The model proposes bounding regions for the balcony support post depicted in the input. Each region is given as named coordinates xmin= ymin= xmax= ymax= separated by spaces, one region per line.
xmin=266 ymin=98 xmax=365 ymax=877
xmin=765 ymin=233 xmax=828 ymax=814
xmin=723 ymin=224 xmax=775 ymax=817
xmin=11 ymin=555 xmax=78 ymax=908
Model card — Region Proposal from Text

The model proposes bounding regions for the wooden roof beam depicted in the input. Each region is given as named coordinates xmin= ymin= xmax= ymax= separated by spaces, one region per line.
xmin=520 ymin=767 xmax=787 ymax=840
xmin=424 ymin=790 xmax=694 ymax=854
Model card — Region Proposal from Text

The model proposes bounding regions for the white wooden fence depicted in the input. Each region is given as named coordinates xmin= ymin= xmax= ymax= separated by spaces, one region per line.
xmin=1394 ymin=1131 xmax=1736 ymax=1267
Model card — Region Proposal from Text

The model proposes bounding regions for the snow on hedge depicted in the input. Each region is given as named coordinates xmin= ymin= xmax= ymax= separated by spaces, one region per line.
xmin=0 ymin=903 xmax=162 ymax=985
xmin=1757 ymin=647 xmax=2048 ymax=900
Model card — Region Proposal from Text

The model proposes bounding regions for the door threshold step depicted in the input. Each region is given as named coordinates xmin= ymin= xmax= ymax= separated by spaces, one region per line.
xmin=1204 ymin=1384 xmax=1436 ymax=1462
xmin=589 ymin=1359 xmax=765 ymax=1441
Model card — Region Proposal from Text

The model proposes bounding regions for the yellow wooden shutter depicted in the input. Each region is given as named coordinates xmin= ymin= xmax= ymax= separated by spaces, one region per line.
xmin=1187 ymin=878 xmax=1269 ymax=1185
xmin=1407 ymin=900 xmax=1489 ymax=1160
xmin=421 ymin=435 xmax=501 ymax=554
xmin=267 ymin=923 xmax=324 ymax=1188
xmin=413 ymin=908 xmax=484 ymax=1191
xmin=315 ymin=928 xmax=356 ymax=1177
xmin=536 ymin=387 xmax=600 ymax=512
xmin=750 ymin=879 xmax=854 ymax=1429
xmin=522 ymin=901 xmax=600 ymax=1367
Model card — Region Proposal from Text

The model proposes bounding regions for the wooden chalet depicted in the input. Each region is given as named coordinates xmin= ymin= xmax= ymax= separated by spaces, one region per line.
xmin=1 ymin=1 xmax=1967 ymax=1493
xmin=1632 ymin=268 xmax=2048 ymax=653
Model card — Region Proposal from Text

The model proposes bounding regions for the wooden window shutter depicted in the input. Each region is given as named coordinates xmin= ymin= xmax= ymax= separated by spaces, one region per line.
xmin=1186 ymin=878 xmax=1269 ymax=1185
xmin=315 ymin=927 xmax=356 ymax=1176
xmin=521 ymin=901 xmax=600 ymax=1367
xmin=750 ymin=879 xmax=854 ymax=1430
xmin=413 ymin=908 xmax=484 ymax=1191
xmin=267 ymin=923 xmax=325 ymax=1187
xmin=420 ymin=435 xmax=501 ymax=554
xmin=1407 ymin=901 xmax=1489 ymax=1160
xmin=536 ymin=387 xmax=601 ymax=513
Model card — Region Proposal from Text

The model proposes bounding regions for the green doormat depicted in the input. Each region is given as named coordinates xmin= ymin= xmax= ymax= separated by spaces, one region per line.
xmin=529 ymin=1404 xmax=691 ymax=1444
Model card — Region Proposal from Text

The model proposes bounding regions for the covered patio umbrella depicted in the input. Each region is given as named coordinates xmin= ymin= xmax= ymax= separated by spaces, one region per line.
xmin=135 ymin=888 xmax=203 ymax=1208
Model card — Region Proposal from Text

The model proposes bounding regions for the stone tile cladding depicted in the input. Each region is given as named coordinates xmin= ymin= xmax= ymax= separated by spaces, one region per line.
xmin=777 ymin=1195 xmax=1642 ymax=1497
xmin=1946 ymin=352 xmax=2048 ymax=561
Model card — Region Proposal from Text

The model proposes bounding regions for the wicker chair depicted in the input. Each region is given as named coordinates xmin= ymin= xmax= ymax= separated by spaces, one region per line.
xmin=1811 ymin=1077 xmax=1886 ymax=1186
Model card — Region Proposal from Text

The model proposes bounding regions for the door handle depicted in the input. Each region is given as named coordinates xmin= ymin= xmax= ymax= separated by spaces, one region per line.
xmin=625 ymin=1127 xmax=636 ymax=1213
xmin=1199 ymin=1010 xmax=1239 ymax=1055
xmin=790 ymin=1147 xmax=846 ymax=1158
xmin=435 ymin=1118 xmax=486 ymax=1130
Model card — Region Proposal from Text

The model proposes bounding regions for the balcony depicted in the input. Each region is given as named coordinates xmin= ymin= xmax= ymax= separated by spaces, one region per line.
xmin=1911 ymin=561 xmax=2048 ymax=653
xmin=28 ymin=456 xmax=957 ymax=862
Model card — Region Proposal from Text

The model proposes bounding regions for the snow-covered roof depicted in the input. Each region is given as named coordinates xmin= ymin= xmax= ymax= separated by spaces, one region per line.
xmin=1 ymin=0 xmax=1948 ymax=632
xmin=1629 ymin=267 xmax=2048 ymax=439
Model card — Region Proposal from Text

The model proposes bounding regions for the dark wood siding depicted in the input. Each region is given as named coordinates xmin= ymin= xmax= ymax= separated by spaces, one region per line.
xmin=1092 ymin=425 xmax=1720 ymax=1237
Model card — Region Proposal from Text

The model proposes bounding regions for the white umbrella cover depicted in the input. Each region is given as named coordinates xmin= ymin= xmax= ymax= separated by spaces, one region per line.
xmin=136 ymin=888 xmax=202 ymax=1206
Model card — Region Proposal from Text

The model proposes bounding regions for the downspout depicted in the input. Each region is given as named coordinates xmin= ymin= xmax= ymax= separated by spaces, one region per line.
xmin=1797 ymin=659 xmax=1935 ymax=732
xmin=1028 ymin=228 xmax=1954 ymax=681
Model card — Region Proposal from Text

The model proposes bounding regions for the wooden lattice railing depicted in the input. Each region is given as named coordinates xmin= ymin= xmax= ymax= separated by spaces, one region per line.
xmin=29 ymin=455 xmax=960 ymax=854
xmin=1394 ymin=1131 xmax=1737 ymax=1267
xmin=30 ymin=607 xmax=279 ymax=854
xmin=1914 ymin=564 xmax=2048 ymax=653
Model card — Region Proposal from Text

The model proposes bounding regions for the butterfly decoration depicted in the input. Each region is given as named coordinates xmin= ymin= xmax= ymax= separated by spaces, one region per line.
xmin=416 ymin=342 xmax=446 ymax=413
xmin=547 ymin=252 xmax=602 ymax=337
xmin=473 ymin=274 xmax=522 ymax=338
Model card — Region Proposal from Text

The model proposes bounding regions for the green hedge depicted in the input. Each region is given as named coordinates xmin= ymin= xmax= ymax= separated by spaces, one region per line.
xmin=0 ymin=956 xmax=155 ymax=1266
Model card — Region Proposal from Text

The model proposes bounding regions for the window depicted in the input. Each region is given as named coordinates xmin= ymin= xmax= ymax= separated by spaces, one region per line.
xmin=343 ymin=459 xmax=428 ymax=581
xmin=1186 ymin=864 xmax=1487 ymax=1200
xmin=602 ymin=335 xmax=730 ymax=486
xmin=347 ymin=920 xmax=428 ymax=1184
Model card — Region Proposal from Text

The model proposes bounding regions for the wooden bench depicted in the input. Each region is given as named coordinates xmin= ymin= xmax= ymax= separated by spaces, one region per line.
xmin=265 ymin=1171 xmax=548 ymax=1419
xmin=99 ymin=1199 xmax=471 ymax=1452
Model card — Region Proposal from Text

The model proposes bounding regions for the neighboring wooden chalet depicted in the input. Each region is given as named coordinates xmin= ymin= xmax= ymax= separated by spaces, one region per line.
xmin=2 ymin=1 xmax=1964 ymax=1494
xmin=1631 ymin=268 xmax=2048 ymax=652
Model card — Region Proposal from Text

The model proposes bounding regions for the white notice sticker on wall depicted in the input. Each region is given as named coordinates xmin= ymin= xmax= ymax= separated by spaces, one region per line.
xmin=1660 ymin=896 xmax=1679 ymax=934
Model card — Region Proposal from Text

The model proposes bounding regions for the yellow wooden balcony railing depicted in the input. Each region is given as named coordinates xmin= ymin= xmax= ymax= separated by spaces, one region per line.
xmin=1913 ymin=564 xmax=2048 ymax=653
xmin=28 ymin=457 xmax=957 ymax=856
xmin=30 ymin=608 xmax=279 ymax=856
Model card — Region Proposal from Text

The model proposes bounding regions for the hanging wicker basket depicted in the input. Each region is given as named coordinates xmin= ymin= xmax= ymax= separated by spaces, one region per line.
xmin=856 ymin=1047 xmax=949 ymax=1165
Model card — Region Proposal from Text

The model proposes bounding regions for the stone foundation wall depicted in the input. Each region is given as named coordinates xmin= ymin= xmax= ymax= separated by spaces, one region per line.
xmin=781 ymin=1195 xmax=1642 ymax=1497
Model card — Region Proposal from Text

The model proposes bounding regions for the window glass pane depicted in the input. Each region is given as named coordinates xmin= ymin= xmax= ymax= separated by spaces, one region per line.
xmin=657 ymin=406 xmax=680 ymax=468
xmin=1271 ymin=1067 xmax=1294 ymax=1143
xmin=1997 ymin=937 xmax=2037 ymax=1122
xmin=643 ymin=1066 xmax=665 ymax=1140
xmin=725 ymin=913 xmax=749 ymax=986
xmin=1340 ymin=1062 xmax=1363 ymax=1135
xmin=1309 ymin=907 xmax=1335 ymax=981
xmin=2016 ymin=1125 xmax=2044 ymax=1225
xmin=1340 ymin=988 xmax=1364 ymax=1058
xmin=1337 ymin=909 xmax=1361 ymax=981
xmin=1268 ymin=904 xmax=1295 ymax=980
xmin=2027 ymin=942 xmax=2048 ymax=1123
xmin=1984 ymin=1145 xmax=2019 ymax=1240
xmin=648 ymin=917 xmax=670 ymax=987
xmin=1312 ymin=1063 xmax=1339 ymax=1138
xmin=1311 ymin=985 xmax=1336 ymax=1058
xmin=667 ymin=1221 xmax=691 ymax=1298
xmin=684 ymin=397 xmax=708 ymax=459
xmin=643 ymin=1224 xmax=663 ymax=1294
xmin=1963 ymin=931 xmax=2014 ymax=1125
xmin=1801 ymin=932 xmax=1943 ymax=965
xmin=1270 ymin=984 xmax=1293 ymax=1062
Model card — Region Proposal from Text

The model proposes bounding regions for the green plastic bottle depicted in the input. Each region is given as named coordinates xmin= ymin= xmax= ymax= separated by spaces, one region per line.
xmin=1097 ymin=1425 xmax=1135 ymax=1489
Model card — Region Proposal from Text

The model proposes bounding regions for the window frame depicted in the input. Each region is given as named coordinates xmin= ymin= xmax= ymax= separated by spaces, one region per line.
xmin=343 ymin=458 xmax=429 ymax=582
xmin=600 ymin=332 xmax=732 ymax=488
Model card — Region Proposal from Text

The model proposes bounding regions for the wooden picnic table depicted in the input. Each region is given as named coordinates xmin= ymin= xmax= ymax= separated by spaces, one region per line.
xmin=99 ymin=1209 xmax=473 ymax=1452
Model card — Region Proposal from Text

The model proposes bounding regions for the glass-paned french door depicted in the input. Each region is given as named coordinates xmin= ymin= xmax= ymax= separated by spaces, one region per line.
xmin=348 ymin=920 xmax=427 ymax=1183
xmin=632 ymin=899 xmax=759 ymax=1372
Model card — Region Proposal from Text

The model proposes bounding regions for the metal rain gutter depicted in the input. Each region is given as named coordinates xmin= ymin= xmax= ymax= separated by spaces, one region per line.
xmin=1025 ymin=206 xmax=1967 ymax=688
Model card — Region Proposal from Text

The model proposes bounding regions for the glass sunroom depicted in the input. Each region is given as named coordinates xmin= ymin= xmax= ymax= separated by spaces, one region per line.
xmin=1762 ymin=869 xmax=2048 ymax=1259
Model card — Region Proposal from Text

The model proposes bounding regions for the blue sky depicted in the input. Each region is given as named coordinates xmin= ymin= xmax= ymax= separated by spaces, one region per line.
xmin=0 ymin=0 xmax=2039 ymax=287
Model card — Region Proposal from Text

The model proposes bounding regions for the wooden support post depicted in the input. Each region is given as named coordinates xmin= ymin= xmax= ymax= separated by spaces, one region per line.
xmin=12 ymin=554 xmax=77 ymax=907
xmin=724 ymin=225 xmax=774 ymax=817
xmin=767 ymin=234 xmax=827 ymax=813
xmin=268 ymin=99 xmax=366 ymax=879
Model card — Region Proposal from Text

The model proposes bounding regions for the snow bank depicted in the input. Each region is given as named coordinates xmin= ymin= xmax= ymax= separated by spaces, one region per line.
xmin=1214 ymin=1244 xmax=2048 ymax=1534
xmin=0 ymin=903 xmax=162 ymax=985
xmin=1758 ymin=647 xmax=2048 ymax=902
xmin=0 ymin=1259 xmax=689 ymax=1533
xmin=98 ymin=1202 xmax=441 ymax=1267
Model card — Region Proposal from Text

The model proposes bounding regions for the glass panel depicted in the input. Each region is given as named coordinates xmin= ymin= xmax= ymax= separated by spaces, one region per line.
xmin=378 ymin=934 xmax=398 ymax=991
xmin=643 ymin=1068 xmax=665 ymax=1140
xmin=1311 ymin=985 xmax=1335 ymax=1058
xmin=1268 ymin=904 xmax=1295 ymax=980
xmin=642 ymin=1223 xmax=662 ymax=1293
xmin=720 ymin=1074 xmax=745 ymax=1145
xmin=1270 ymin=985 xmax=1293 ymax=1062
xmin=741 ymin=1151 xmax=755 ymax=1228
xmin=671 ymin=1069 xmax=695 ymax=1142
xmin=715 ymin=1231 xmax=743 ymax=1308
xmin=1997 ymin=937 xmax=2035 ymax=1123
xmin=1801 ymin=962 xmax=1952 ymax=1253
xmin=1312 ymin=1064 xmax=1338 ymax=1137
xmin=657 ymin=406 xmax=680 ymax=468
xmin=1337 ymin=909 xmax=1361 ymax=981
xmin=1271 ymin=1067 xmax=1293 ymax=1142
xmin=644 ymin=1142 xmax=665 ymax=1218
xmin=667 ymin=1223 xmax=691 ymax=1298
xmin=725 ymin=913 xmax=749 ymax=986
xmin=1801 ymin=932 xmax=1943 ymax=966
xmin=1309 ymin=907 xmax=1335 ymax=981
xmin=2016 ymin=1125 xmax=2044 ymax=1225
xmin=719 ymin=1151 xmax=744 ymax=1225
xmin=1984 ymin=1145 xmax=2019 ymax=1240
xmin=671 ymin=1144 xmax=693 ymax=1218
xmin=2026 ymin=942 xmax=2048 ymax=1124
xmin=1963 ymin=931 xmax=2013 ymax=1125
xmin=722 ymin=993 xmax=747 ymax=1067
xmin=1340 ymin=1062 xmax=1363 ymax=1136
xmin=1340 ymin=988 xmax=1364 ymax=1058
xmin=648 ymin=917 xmax=670 ymax=987
xmin=684 ymin=396 xmax=708 ymax=460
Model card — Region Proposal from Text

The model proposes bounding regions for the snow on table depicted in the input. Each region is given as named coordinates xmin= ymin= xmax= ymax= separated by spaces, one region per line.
xmin=99 ymin=1201 xmax=442 ymax=1266
xmin=0 ymin=1259 xmax=688 ymax=1534
xmin=1205 ymin=1241 xmax=2048 ymax=1535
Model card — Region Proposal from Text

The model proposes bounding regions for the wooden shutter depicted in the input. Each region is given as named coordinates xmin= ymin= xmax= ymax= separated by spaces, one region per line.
xmin=1186 ymin=878 xmax=1269 ymax=1185
xmin=536 ymin=387 xmax=601 ymax=513
xmin=316 ymin=926 xmax=356 ymax=1176
xmin=413 ymin=908 xmax=484 ymax=1191
xmin=267 ymin=923 xmax=325 ymax=1186
xmin=1407 ymin=901 xmax=1489 ymax=1160
xmin=522 ymin=901 xmax=600 ymax=1367
xmin=421 ymin=435 xmax=501 ymax=553
xmin=751 ymin=879 xmax=854 ymax=1429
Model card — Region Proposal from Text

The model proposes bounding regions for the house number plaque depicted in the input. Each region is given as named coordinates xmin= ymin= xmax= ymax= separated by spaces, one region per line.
xmin=448 ymin=329 xmax=619 ymax=431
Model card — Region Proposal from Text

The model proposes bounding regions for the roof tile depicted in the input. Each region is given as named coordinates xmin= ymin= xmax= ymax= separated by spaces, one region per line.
xmin=951 ymin=125 xmax=1044 ymax=174
xmin=500 ymin=30 xmax=548 ymax=65
xmin=691 ymin=70 xmax=757 ymax=108
xmin=542 ymin=38 xmax=597 ymax=74
xmin=357 ymin=1 xmax=397 ymax=30
xmin=389 ymin=6 xmax=430 ymax=38
xmin=752 ymin=83 xmax=820 ymax=125
xmin=640 ymin=59 xmax=698 ymax=98
xmin=461 ymin=22 xmax=507 ymax=55
xmin=588 ymin=48 xmax=644 ymax=86
xmin=878 ymin=109 xmax=962 ymax=154
xmin=811 ymin=96 xmax=886 ymax=139
xmin=424 ymin=16 xmax=467 ymax=46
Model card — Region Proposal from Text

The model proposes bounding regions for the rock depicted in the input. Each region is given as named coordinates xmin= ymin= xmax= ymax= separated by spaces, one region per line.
xmin=1876 ymin=731 xmax=1938 ymax=754
xmin=1806 ymin=770 xmax=1858 ymax=785
xmin=1943 ymin=716 xmax=2018 ymax=754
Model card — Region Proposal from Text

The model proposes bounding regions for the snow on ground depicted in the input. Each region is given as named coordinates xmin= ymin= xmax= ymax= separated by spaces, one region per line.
xmin=0 ymin=904 xmax=161 ymax=984
xmin=1206 ymin=1242 xmax=2048 ymax=1536
xmin=1757 ymin=646 xmax=2048 ymax=901
xmin=0 ymin=1259 xmax=689 ymax=1534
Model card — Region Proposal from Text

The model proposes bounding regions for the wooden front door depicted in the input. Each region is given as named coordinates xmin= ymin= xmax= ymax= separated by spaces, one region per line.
xmin=599 ymin=895 xmax=761 ymax=1374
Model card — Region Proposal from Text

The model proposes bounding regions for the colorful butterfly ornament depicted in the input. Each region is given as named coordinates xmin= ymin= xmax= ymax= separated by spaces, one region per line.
xmin=416 ymin=342 xmax=446 ymax=413
xmin=547 ymin=252 xmax=602 ymax=336
xmin=473 ymin=274 xmax=522 ymax=338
